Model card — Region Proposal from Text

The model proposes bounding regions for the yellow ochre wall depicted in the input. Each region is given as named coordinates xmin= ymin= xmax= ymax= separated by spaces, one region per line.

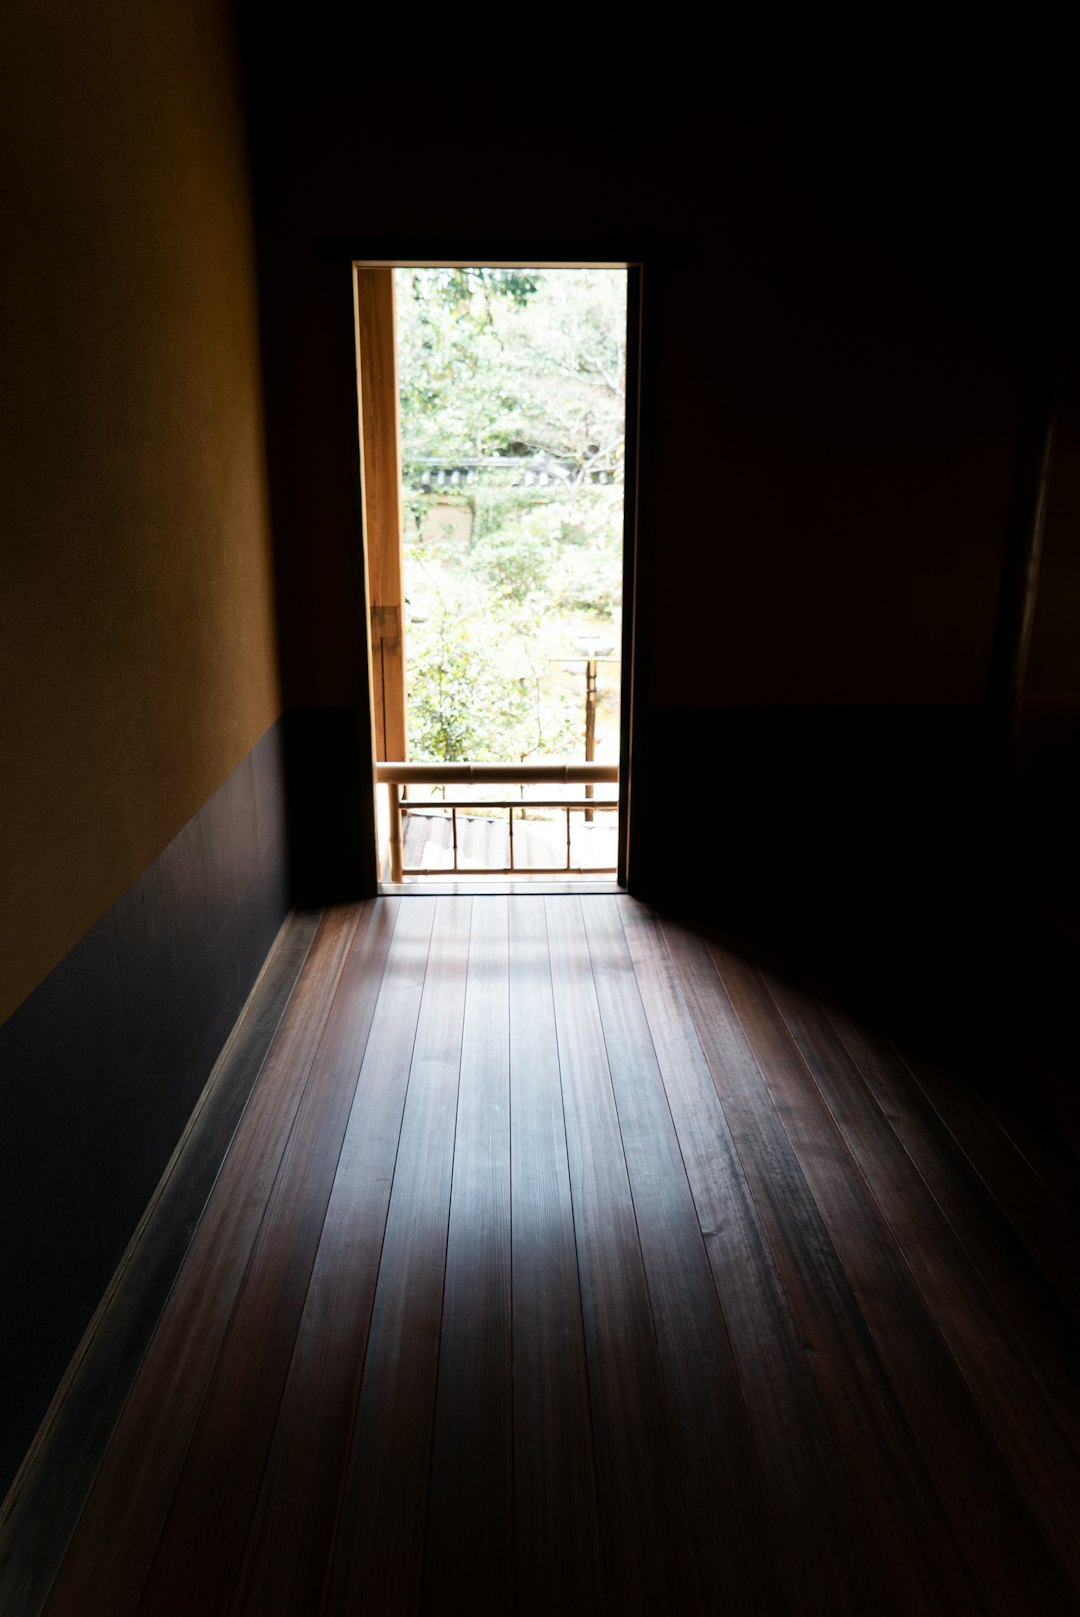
xmin=0 ymin=0 xmax=281 ymax=1025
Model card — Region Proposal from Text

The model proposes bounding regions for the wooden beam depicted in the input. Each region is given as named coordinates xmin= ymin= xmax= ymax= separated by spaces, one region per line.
xmin=355 ymin=266 xmax=407 ymax=762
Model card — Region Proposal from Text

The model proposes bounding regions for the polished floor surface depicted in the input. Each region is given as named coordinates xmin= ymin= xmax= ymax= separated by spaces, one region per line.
xmin=11 ymin=896 xmax=1080 ymax=1615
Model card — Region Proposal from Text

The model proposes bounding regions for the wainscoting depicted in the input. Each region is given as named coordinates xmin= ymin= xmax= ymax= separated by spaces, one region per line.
xmin=0 ymin=717 xmax=290 ymax=1495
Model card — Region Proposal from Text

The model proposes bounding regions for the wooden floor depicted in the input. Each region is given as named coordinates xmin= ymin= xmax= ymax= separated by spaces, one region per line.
xmin=19 ymin=896 xmax=1080 ymax=1614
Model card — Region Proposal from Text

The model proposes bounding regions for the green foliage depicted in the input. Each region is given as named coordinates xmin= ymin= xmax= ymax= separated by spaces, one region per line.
xmin=407 ymin=617 xmax=525 ymax=763
xmin=490 ymin=271 xmax=627 ymax=473
xmin=395 ymin=269 xmax=533 ymax=462
xmin=407 ymin=611 xmax=580 ymax=764
xmin=396 ymin=266 xmax=625 ymax=472
xmin=468 ymin=506 xmax=560 ymax=607
xmin=396 ymin=266 xmax=626 ymax=763
xmin=548 ymin=489 xmax=624 ymax=617
xmin=464 ymin=490 xmax=624 ymax=618
xmin=419 ymin=267 xmax=539 ymax=313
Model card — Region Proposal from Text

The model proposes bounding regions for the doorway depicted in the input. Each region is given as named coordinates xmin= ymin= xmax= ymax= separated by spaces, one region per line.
xmin=353 ymin=259 xmax=640 ymax=889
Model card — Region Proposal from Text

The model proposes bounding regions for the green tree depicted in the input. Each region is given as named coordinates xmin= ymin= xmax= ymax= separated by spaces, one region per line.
xmin=396 ymin=267 xmax=627 ymax=763
xmin=407 ymin=609 xmax=579 ymax=764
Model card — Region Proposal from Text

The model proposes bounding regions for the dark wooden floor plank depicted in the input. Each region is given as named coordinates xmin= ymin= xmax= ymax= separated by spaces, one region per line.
xmin=618 ymin=901 xmax=890 ymax=1616
xmin=546 ymin=897 xmax=704 ymax=1615
xmin=421 ymin=896 xmax=513 ymax=1614
xmin=975 ymin=1062 xmax=1080 ymax=1228
xmin=826 ymin=1000 xmax=1080 ymax=1440
xmin=229 ymin=897 xmax=438 ymax=1617
xmin=979 ymin=1014 xmax=1080 ymax=1174
xmin=40 ymin=903 xmax=364 ymax=1617
xmin=131 ymin=899 xmax=401 ymax=1617
xmin=714 ymin=941 xmax=1079 ymax=1617
xmin=326 ymin=897 xmax=471 ymax=1617
xmin=507 ymin=897 xmax=603 ymax=1616
xmin=765 ymin=970 xmax=1080 ymax=1596
xmin=892 ymin=1031 xmax=1080 ymax=1325
xmin=661 ymin=917 xmax=985 ymax=1617
xmin=581 ymin=897 xmax=783 ymax=1614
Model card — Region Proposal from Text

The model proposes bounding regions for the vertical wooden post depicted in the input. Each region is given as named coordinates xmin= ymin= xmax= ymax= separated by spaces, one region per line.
xmin=584 ymin=657 xmax=597 ymax=820
xmin=355 ymin=266 xmax=407 ymax=763
xmin=387 ymin=781 xmax=403 ymax=883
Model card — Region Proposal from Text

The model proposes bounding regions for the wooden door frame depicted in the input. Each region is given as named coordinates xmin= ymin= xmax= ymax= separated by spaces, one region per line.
xmin=350 ymin=249 xmax=644 ymax=889
xmin=354 ymin=267 xmax=407 ymax=764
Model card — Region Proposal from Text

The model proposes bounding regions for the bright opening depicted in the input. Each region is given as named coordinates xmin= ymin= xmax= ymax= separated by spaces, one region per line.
xmin=360 ymin=264 xmax=628 ymax=883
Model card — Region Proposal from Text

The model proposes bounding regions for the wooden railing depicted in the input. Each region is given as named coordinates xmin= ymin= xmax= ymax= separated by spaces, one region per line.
xmin=375 ymin=761 xmax=619 ymax=881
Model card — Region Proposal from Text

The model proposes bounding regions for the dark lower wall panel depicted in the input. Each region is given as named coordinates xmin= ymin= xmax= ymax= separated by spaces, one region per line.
xmin=0 ymin=718 xmax=290 ymax=1498
xmin=283 ymin=705 xmax=378 ymax=904
xmin=627 ymin=704 xmax=1001 ymax=970
xmin=628 ymin=700 xmax=1080 ymax=1073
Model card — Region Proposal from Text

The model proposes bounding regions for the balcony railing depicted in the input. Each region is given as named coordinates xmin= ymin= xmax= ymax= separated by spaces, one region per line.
xmin=375 ymin=761 xmax=619 ymax=881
